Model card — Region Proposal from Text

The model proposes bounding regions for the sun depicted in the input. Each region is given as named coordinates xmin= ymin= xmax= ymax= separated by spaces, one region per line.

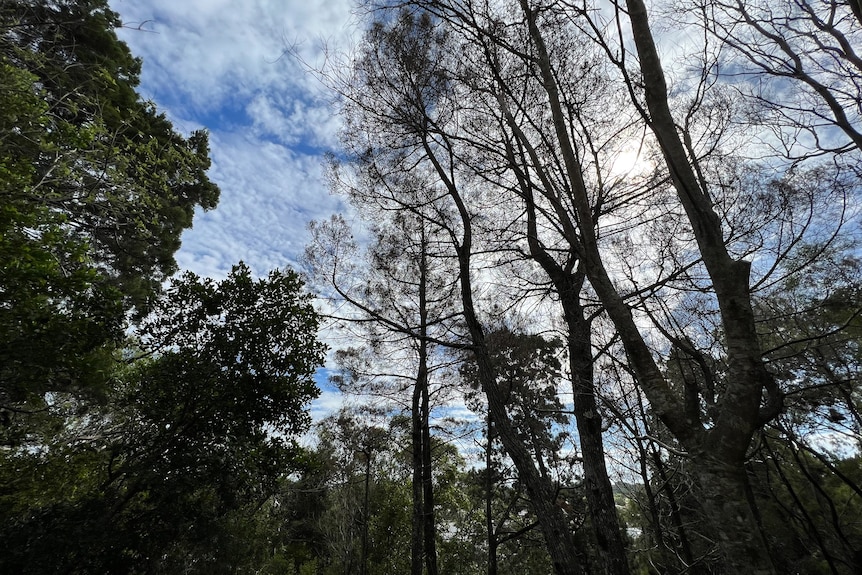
xmin=607 ymin=146 xmax=652 ymax=179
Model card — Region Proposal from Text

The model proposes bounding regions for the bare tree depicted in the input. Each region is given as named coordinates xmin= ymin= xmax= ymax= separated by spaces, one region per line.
xmin=321 ymin=10 xmax=591 ymax=574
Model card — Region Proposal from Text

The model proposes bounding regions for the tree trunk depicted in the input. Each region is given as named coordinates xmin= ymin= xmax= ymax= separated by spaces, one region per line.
xmin=486 ymin=417 xmax=498 ymax=575
xmin=412 ymin=228 xmax=439 ymax=575
xmin=564 ymin=284 xmax=630 ymax=575
xmin=518 ymin=170 xmax=629 ymax=574
xmin=421 ymin=367 xmax=440 ymax=575
xmin=360 ymin=450 xmax=371 ymax=575
xmin=689 ymin=452 xmax=775 ymax=575
xmin=422 ymin=125 xmax=585 ymax=575
xmin=465 ymin=315 xmax=584 ymax=575
xmin=412 ymin=378 xmax=424 ymax=575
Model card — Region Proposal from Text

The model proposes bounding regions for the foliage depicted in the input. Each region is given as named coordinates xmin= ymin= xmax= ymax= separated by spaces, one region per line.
xmin=0 ymin=0 xmax=219 ymax=436
xmin=1 ymin=0 xmax=219 ymax=302
xmin=463 ymin=329 xmax=569 ymax=460
xmin=0 ymin=8 xmax=290 ymax=570
xmin=0 ymin=264 xmax=325 ymax=574
xmin=4 ymin=0 xmax=862 ymax=574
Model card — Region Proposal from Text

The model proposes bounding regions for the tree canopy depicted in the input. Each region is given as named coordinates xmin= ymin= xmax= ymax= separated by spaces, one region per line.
xmin=1 ymin=0 xmax=220 ymax=421
xmin=309 ymin=1 xmax=862 ymax=574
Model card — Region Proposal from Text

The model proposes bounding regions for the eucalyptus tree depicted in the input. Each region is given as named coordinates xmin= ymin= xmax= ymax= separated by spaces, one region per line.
xmin=324 ymin=9 xmax=592 ymax=574
xmin=306 ymin=206 xmax=460 ymax=575
xmin=335 ymin=5 xmax=647 ymax=572
xmin=591 ymin=3 xmax=859 ymax=572
xmin=306 ymin=82 xmax=471 ymax=572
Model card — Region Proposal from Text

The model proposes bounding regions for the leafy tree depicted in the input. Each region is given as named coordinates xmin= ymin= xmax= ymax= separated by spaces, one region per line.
xmin=0 ymin=0 xmax=219 ymax=435
xmin=305 ymin=409 xmax=410 ymax=575
xmin=307 ymin=200 xmax=466 ymax=574
xmin=462 ymin=328 xmax=582 ymax=575
xmin=1 ymin=0 xmax=219 ymax=299
xmin=0 ymin=263 xmax=325 ymax=574
xmin=752 ymin=439 xmax=862 ymax=575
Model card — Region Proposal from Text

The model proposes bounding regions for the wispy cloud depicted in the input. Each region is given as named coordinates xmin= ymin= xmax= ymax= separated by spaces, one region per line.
xmin=113 ymin=0 xmax=354 ymax=279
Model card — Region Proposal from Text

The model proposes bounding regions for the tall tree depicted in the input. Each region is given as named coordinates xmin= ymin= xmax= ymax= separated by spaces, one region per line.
xmin=0 ymin=0 xmax=219 ymax=439
xmin=306 ymin=206 xmax=461 ymax=575
xmin=462 ymin=328 xmax=584 ymax=575
xmin=346 ymin=1 xmax=860 ymax=573
xmin=326 ymin=9 xmax=593 ymax=573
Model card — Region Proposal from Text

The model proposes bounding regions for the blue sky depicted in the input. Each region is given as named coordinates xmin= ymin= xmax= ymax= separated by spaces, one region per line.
xmin=113 ymin=0 xmax=354 ymax=280
xmin=113 ymin=0 xmax=361 ymax=419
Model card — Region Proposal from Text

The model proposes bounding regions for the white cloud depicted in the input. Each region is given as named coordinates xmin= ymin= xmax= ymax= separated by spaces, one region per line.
xmin=310 ymin=388 xmax=349 ymax=423
xmin=246 ymin=91 xmax=342 ymax=149
xmin=112 ymin=0 xmax=355 ymax=280
xmin=112 ymin=0 xmax=357 ymax=426
xmin=175 ymin=130 xmax=345 ymax=278
xmin=114 ymin=0 xmax=355 ymax=116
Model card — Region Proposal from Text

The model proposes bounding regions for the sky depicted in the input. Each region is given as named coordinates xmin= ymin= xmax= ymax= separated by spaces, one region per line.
xmin=113 ymin=0 xmax=356 ymax=279
xmin=112 ymin=0 xmax=363 ymax=420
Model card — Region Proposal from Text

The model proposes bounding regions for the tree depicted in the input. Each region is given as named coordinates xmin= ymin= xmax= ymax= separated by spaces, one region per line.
xmin=609 ymin=4 xmax=857 ymax=570
xmin=0 ymin=263 xmax=326 ymax=573
xmin=0 ymin=0 xmax=219 ymax=439
xmin=308 ymin=409 xmax=412 ymax=575
xmin=306 ymin=207 xmax=462 ymax=575
xmin=461 ymin=328 xmax=585 ymax=575
xmin=340 ymin=1 xmax=860 ymax=573
xmin=1 ymin=0 xmax=219 ymax=304
xmin=702 ymin=0 xmax=862 ymax=159
xmin=326 ymin=9 xmax=594 ymax=573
